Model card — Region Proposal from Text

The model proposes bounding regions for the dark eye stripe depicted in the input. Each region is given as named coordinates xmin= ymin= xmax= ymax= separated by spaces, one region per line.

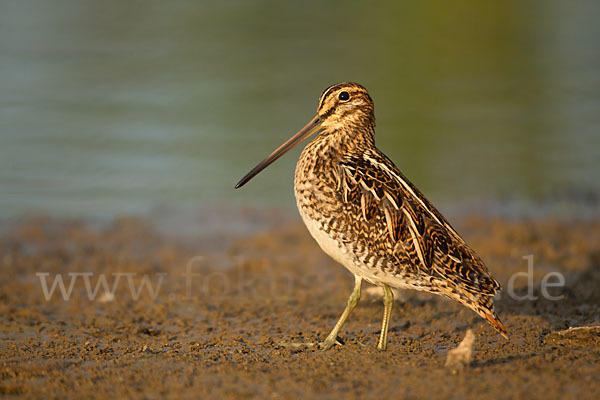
xmin=320 ymin=105 xmax=336 ymax=119
xmin=317 ymin=85 xmax=367 ymax=110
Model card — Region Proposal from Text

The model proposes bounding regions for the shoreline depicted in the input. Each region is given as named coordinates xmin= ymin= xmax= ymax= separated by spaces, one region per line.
xmin=1 ymin=210 xmax=599 ymax=398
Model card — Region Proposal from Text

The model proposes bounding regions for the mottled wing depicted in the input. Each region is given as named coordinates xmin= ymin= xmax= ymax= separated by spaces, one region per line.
xmin=336 ymin=148 xmax=500 ymax=297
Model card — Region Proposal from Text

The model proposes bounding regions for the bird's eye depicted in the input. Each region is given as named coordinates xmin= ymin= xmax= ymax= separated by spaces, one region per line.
xmin=338 ymin=91 xmax=350 ymax=101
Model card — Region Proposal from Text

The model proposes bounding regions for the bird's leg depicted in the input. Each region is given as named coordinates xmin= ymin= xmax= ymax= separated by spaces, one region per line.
xmin=377 ymin=284 xmax=394 ymax=351
xmin=320 ymin=275 xmax=362 ymax=350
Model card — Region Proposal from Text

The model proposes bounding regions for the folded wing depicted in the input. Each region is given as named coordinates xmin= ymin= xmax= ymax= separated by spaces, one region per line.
xmin=336 ymin=149 xmax=500 ymax=298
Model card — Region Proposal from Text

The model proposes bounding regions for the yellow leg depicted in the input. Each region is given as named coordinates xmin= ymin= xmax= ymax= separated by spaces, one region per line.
xmin=320 ymin=275 xmax=362 ymax=350
xmin=377 ymin=284 xmax=394 ymax=351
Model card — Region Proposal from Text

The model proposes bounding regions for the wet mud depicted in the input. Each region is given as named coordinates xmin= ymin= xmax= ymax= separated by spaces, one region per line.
xmin=1 ymin=214 xmax=599 ymax=398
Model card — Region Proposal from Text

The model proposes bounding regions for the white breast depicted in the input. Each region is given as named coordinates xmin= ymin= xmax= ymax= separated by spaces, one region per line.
xmin=297 ymin=205 xmax=384 ymax=285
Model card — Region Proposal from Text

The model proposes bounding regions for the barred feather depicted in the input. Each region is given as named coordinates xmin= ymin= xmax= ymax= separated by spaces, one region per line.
xmin=294 ymin=82 xmax=507 ymax=339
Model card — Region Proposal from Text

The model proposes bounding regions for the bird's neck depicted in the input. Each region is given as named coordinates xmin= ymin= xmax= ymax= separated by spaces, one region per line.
xmin=322 ymin=123 xmax=375 ymax=157
xmin=298 ymin=124 xmax=375 ymax=180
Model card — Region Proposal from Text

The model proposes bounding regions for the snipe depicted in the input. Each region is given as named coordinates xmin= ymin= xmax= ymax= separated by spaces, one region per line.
xmin=236 ymin=82 xmax=507 ymax=351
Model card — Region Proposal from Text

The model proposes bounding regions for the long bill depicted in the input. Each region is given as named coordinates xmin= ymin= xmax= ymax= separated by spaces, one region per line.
xmin=235 ymin=115 xmax=322 ymax=188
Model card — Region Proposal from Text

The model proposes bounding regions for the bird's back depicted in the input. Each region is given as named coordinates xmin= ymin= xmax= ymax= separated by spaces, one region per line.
xmin=295 ymin=137 xmax=507 ymax=338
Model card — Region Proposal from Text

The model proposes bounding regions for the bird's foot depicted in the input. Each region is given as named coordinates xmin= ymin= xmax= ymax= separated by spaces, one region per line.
xmin=319 ymin=335 xmax=344 ymax=351
xmin=277 ymin=342 xmax=318 ymax=349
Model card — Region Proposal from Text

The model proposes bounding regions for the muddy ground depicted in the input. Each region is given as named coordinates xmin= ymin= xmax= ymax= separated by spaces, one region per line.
xmin=1 ymin=211 xmax=599 ymax=399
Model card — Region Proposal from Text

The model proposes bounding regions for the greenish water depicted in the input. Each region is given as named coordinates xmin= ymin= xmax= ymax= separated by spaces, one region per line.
xmin=1 ymin=0 xmax=599 ymax=218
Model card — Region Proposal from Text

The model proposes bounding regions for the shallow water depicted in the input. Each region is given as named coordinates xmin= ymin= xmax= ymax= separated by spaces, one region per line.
xmin=1 ymin=0 xmax=599 ymax=217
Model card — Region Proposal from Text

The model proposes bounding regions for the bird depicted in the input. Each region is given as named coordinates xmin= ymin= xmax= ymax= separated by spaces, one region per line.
xmin=235 ymin=82 xmax=508 ymax=351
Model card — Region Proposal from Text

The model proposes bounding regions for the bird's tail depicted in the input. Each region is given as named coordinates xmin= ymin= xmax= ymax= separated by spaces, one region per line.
xmin=482 ymin=309 xmax=509 ymax=339
xmin=473 ymin=296 xmax=509 ymax=340
xmin=447 ymin=284 xmax=509 ymax=339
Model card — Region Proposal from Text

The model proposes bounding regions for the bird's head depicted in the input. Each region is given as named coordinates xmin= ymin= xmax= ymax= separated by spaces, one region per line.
xmin=235 ymin=82 xmax=375 ymax=189
xmin=315 ymin=82 xmax=375 ymax=132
